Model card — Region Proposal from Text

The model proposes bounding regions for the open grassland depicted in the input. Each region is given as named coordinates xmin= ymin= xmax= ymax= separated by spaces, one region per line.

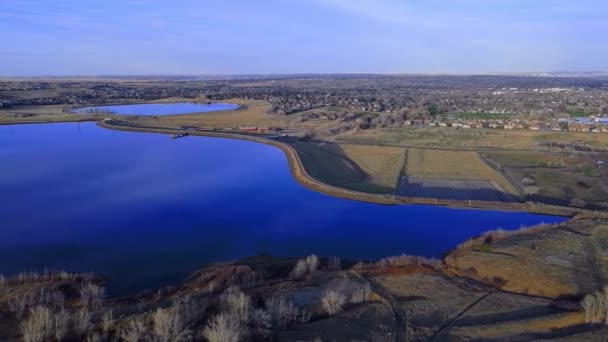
xmin=483 ymin=151 xmax=608 ymax=209
xmin=338 ymin=144 xmax=405 ymax=193
xmin=0 ymin=104 xmax=101 ymax=124
xmin=483 ymin=151 xmax=573 ymax=168
xmin=407 ymin=149 xmax=491 ymax=179
xmin=512 ymin=168 xmax=607 ymax=207
xmin=337 ymin=127 xmax=608 ymax=151
xmin=405 ymin=148 xmax=519 ymax=196
xmin=446 ymin=218 xmax=608 ymax=298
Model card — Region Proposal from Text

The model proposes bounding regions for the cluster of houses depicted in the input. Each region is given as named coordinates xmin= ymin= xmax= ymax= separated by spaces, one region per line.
xmin=403 ymin=116 xmax=608 ymax=133
xmin=237 ymin=126 xmax=280 ymax=133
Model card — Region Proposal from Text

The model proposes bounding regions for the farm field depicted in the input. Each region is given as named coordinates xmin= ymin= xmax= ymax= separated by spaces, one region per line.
xmin=288 ymin=141 xmax=406 ymax=194
xmin=338 ymin=144 xmax=405 ymax=194
xmin=404 ymin=148 xmax=519 ymax=199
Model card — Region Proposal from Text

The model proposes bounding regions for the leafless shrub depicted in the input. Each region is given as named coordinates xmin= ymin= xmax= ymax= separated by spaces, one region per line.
xmin=582 ymin=288 xmax=608 ymax=324
xmin=80 ymin=283 xmax=105 ymax=309
xmin=352 ymin=262 xmax=368 ymax=270
xmin=53 ymin=310 xmax=70 ymax=341
xmin=265 ymin=297 xmax=310 ymax=329
xmin=16 ymin=272 xmax=41 ymax=284
xmin=321 ymin=290 xmax=346 ymax=316
xmin=452 ymin=223 xmax=559 ymax=255
xmin=352 ymin=255 xmax=437 ymax=271
xmin=102 ymin=310 xmax=114 ymax=338
xmin=173 ymin=294 xmax=206 ymax=327
xmin=0 ymin=274 xmax=5 ymax=286
xmin=306 ymin=255 xmax=319 ymax=272
xmin=73 ymin=308 xmax=92 ymax=337
xmin=220 ymin=286 xmax=251 ymax=323
xmin=290 ymin=254 xmax=319 ymax=280
xmin=290 ymin=260 xmax=309 ymax=280
xmin=250 ymin=308 xmax=271 ymax=330
xmin=327 ymin=257 xmax=341 ymax=271
xmin=8 ymin=288 xmax=63 ymax=319
xmin=188 ymin=265 xmax=262 ymax=294
xmin=151 ymin=306 xmax=192 ymax=342
xmin=119 ymin=319 xmax=147 ymax=342
xmin=51 ymin=290 xmax=65 ymax=310
xmin=86 ymin=332 xmax=102 ymax=342
xmin=377 ymin=255 xmax=423 ymax=268
xmin=9 ymin=293 xmax=32 ymax=319
xmin=202 ymin=312 xmax=245 ymax=342
xmin=522 ymin=177 xmax=536 ymax=186
xmin=350 ymin=284 xmax=371 ymax=304
xmin=21 ymin=306 xmax=51 ymax=342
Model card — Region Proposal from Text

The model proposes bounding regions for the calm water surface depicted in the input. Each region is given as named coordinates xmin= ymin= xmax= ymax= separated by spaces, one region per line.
xmin=0 ymin=123 xmax=567 ymax=294
xmin=72 ymin=102 xmax=238 ymax=115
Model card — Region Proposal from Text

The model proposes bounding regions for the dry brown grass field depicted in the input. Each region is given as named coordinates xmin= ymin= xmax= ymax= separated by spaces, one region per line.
xmin=445 ymin=218 xmax=608 ymax=298
xmin=405 ymin=148 xmax=519 ymax=196
xmin=337 ymin=127 xmax=608 ymax=151
xmin=287 ymin=141 xmax=405 ymax=194
xmin=338 ymin=144 xmax=405 ymax=192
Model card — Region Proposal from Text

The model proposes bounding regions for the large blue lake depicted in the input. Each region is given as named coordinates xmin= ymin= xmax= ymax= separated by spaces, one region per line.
xmin=0 ymin=123 xmax=567 ymax=294
xmin=72 ymin=102 xmax=238 ymax=116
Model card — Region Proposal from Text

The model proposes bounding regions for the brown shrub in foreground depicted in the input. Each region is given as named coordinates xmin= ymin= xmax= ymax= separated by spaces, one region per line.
xmin=581 ymin=287 xmax=608 ymax=324
xmin=321 ymin=290 xmax=346 ymax=316
xmin=202 ymin=312 xmax=244 ymax=342
xmin=21 ymin=306 xmax=51 ymax=342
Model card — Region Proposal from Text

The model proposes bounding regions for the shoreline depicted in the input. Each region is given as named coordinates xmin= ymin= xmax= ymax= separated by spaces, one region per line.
xmin=96 ymin=120 xmax=590 ymax=217
xmin=1 ymin=114 xmax=599 ymax=217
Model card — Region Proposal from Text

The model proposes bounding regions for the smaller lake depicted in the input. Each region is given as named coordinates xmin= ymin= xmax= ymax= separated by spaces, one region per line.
xmin=72 ymin=102 xmax=238 ymax=116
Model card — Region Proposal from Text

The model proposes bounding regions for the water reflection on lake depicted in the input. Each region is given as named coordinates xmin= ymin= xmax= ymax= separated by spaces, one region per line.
xmin=0 ymin=123 xmax=567 ymax=294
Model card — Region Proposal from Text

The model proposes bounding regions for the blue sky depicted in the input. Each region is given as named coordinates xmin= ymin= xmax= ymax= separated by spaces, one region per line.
xmin=1 ymin=0 xmax=607 ymax=75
